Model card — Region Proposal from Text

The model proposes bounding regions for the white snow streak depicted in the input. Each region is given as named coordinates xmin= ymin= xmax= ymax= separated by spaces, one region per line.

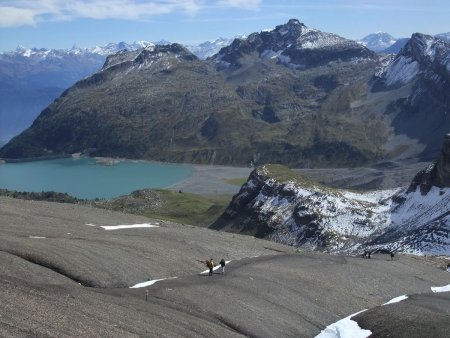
xmin=130 ymin=277 xmax=177 ymax=288
xmin=431 ymin=284 xmax=450 ymax=293
xmin=100 ymin=223 xmax=160 ymax=230
xmin=200 ymin=260 xmax=231 ymax=275
xmin=315 ymin=310 xmax=371 ymax=338
xmin=383 ymin=295 xmax=408 ymax=305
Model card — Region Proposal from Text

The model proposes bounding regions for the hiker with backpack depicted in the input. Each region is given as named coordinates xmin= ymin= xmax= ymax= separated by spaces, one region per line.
xmin=219 ymin=258 xmax=226 ymax=274
xmin=206 ymin=258 xmax=215 ymax=276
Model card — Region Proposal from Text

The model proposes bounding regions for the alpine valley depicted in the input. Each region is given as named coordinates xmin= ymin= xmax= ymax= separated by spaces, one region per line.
xmin=2 ymin=19 xmax=450 ymax=168
xmin=1 ymin=18 xmax=450 ymax=337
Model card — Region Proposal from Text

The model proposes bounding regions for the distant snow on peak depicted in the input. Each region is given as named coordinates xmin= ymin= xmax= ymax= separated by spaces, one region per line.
xmin=435 ymin=32 xmax=450 ymax=42
xmin=187 ymin=37 xmax=234 ymax=59
xmin=1 ymin=41 xmax=156 ymax=59
xmin=359 ymin=32 xmax=397 ymax=52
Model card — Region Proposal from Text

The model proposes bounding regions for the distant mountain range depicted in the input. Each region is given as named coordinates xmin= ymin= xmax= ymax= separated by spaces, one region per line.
xmin=2 ymin=27 xmax=449 ymax=144
xmin=1 ymin=19 xmax=449 ymax=169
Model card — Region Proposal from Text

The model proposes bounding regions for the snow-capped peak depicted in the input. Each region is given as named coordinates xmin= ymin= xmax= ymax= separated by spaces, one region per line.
xmin=1 ymin=41 xmax=155 ymax=59
xmin=359 ymin=32 xmax=397 ymax=52
xmin=214 ymin=18 xmax=374 ymax=69
xmin=186 ymin=37 xmax=234 ymax=59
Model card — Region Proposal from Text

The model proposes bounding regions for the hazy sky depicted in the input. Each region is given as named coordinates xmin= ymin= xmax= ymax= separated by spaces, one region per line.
xmin=0 ymin=0 xmax=449 ymax=51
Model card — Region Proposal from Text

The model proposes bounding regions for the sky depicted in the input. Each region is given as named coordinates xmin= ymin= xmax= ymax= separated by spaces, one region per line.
xmin=0 ymin=0 xmax=449 ymax=51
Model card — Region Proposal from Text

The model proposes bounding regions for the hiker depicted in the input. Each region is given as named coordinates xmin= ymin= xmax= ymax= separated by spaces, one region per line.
xmin=368 ymin=251 xmax=371 ymax=259
xmin=206 ymin=258 xmax=215 ymax=276
xmin=447 ymin=263 xmax=450 ymax=273
xmin=219 ymin=258 xmax=226 ymax=274
xmin=390 ymin=252 xmax=394 ymax=261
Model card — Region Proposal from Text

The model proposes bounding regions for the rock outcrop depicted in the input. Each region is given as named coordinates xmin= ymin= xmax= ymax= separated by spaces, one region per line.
xmin=408 ymin=134 xmax=450 ymax=193
xmin=211 ymin=148 xmax=450 ymax=255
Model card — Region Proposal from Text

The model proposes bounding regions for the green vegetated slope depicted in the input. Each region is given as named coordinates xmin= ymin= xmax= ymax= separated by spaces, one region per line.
xmin=0 ymin=188 xmax=232 ymax=226
xmin=94 ymin=190 xmax=231 ymax=226
xmin=94 ymin=189 xmax=232 ymax=226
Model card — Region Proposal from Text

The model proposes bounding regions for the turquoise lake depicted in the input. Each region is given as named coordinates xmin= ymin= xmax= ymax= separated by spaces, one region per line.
xmin=0 ymin=157 xmax=192 ymax=199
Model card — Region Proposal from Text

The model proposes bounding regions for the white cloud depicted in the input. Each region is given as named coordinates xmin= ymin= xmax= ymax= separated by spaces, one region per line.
xmin=0 ymin=6 xmax=38 ymax=27
xmin=0 ymin=0 xmax=206 ymax=27
xmin=218 ymin=0 xmax=261 ymax=10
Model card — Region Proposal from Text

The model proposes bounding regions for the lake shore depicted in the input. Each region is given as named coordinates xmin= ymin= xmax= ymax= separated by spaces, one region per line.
xmin=0 ymin=154 xmax=432 ymax=197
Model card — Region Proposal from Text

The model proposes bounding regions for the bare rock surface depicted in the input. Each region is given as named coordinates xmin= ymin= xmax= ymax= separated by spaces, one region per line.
xmin=0 ymin=197 xmax=449 ymax=337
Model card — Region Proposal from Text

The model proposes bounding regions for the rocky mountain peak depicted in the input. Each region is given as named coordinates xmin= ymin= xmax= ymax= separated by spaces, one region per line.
xmin=154 ymin=43 xmax=197 ymax=59
xmin=102 ymin=43 xmax=197 ymax=71
xmin=374 ymin=33 xmax=450 ymax=89
xmin=272 ymin=18 xmax=307 ymax=37
xmin=403 ymin=33 xmax=449 ymax=64
xmin=215 ymin=18 xmax=374 ymax=69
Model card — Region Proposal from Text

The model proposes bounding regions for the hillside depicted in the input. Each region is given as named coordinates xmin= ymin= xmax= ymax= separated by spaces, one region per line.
xmin=0 ymin=40 xmax=233 ymax=142
xmin=0 ymin=19 xmax=381 ymax=167
xmin=1 ymin=20 xmax=449 ymax=167
xmin=1 ymin=196 xmax=449 ymax=337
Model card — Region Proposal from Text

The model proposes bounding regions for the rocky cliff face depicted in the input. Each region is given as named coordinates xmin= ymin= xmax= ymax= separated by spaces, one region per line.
xmin=211 ymin=156 xmax=450 ymax=255
xmin=408 ymin=134 xmax=450 ymax=193
xmin=373 ymin=33 xmax=450 ymax=161
xmin=435 ymin=134 xmax=450 ymax=186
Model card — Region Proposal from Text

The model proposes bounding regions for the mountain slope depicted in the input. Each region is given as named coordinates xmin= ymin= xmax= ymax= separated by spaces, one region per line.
xmin=2 ymin=196 xmax=449 ymax=337
xmin=0 ymin=20 xmax=386 ymax=167
xmin=0 ymin=39 xmax=223 ymax=141
xmin=210 ymin=134 xmax=450 ymax=255
xmin=1 ymin=20 xmax=449 ymax=167
xmin=0 ymin=42 xmax=154 ymax=141
xmin=373 ymin=33 xmax=450 ymax=160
